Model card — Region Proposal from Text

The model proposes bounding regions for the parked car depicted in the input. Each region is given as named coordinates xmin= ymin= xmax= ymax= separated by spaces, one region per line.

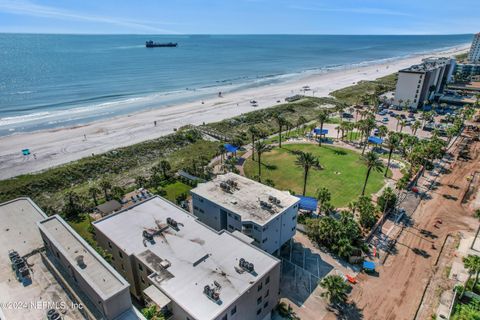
xmin=382 ymin=117 xmax=389 ymax=123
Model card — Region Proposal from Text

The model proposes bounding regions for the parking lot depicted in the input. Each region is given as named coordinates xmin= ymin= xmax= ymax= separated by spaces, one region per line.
xmin=279 ymin=239 xmax=334 ymax=305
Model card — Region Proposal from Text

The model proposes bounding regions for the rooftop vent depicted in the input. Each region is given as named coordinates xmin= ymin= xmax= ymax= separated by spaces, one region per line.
xmin=259 ymin=200 xmax=273 ymax=210
xmin=239 ymin=258 xmax=255 ymax=273
xmin=268 ymin=195 xmax=281 ymax=205
xmin=204 ymin=284 xmax=220 ymax=301
xmin=143 ymin=230 xmax=154 ymax=242
xmin=166 ymin=217 xmax=178 ymax=229
xmin=220 ymin=182 xmax=231 ymax=192
xmin=160 ymin=260 xmax=171 ymax=269
xmin=76 ymin=255 xmax=87 ymax=269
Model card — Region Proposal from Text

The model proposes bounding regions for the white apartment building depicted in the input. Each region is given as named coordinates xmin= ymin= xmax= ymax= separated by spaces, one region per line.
xmin=190 ymin=173 xmax=300 ymax=255
xmin=93 ymin=196 xmax=281 ymax=320
xmin=393 ymin=57 xmax=455 ymax=109
xmin=468 ymin=32 xmax=480 ymax=63
xmin=38 ymin=215 xmax=135 ymax=320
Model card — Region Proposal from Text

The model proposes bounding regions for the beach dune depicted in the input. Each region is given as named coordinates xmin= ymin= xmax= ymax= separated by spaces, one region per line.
xmin=0 ymin=46 xmax=468 ymax=180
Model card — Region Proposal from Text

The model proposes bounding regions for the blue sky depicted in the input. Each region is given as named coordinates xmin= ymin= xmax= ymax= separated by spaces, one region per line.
xmin=0 ymin=0 xmax=478 ymax=35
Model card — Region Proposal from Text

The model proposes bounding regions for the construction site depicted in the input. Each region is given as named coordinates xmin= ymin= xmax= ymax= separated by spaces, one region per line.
xmin=326 ymin=125 xmax=480 ymax=319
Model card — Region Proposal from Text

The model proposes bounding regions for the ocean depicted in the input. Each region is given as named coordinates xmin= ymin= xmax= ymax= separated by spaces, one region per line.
xmin=0 ymin=34 xmax=472 ymax=136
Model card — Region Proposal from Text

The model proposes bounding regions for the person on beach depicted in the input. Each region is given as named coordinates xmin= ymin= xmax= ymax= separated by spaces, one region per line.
xmin=154 ymin=120 xmax=157 ymax=127
xmin=84 ymin=134 xmax=87 ymax=141
xmin=33 ymin=153 xmax=37 ymax=160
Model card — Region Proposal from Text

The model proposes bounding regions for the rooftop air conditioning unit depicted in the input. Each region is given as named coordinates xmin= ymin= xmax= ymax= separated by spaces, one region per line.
xmin=239 ymin=258 xmax=255 ymax=273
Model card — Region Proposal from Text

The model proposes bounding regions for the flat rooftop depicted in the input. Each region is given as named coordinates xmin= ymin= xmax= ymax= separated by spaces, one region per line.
xmin=38 ymin=215 xmax=129 ymax=300
xmin=190 ymin=173 xmax=299 ymax=225
xmin=400 ymin=57 xmax=450 ymax=73
xmin=0 ymin=198 xmax=46 ymax=257
xmin=93 ymin=196 xmax=280 ymax=320
xmin=0 ymin=198 xmax=83 ymax=320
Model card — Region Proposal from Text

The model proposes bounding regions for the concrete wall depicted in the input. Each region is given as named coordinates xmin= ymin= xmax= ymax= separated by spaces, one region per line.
xmin=394 ymin=72 xmax=424 ymax=108
xmin=94 ymin=227 xmax=143 ymax=301
xmin=40 ymin=230 xmax=132 ymax=320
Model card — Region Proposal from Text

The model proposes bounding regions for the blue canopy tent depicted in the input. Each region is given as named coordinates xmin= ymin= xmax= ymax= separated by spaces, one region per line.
xmin=295 ymin=196 xmax=318 ymax=212
xmin=367 ymin=136 xmax=383 ymax=145
xmin=313 ymin=128 xmax=329 ymax=135
xmin=363 ymin=260 xmax=376 ymax=272
xmin=223 ymin=143 xmax=238 ymax=154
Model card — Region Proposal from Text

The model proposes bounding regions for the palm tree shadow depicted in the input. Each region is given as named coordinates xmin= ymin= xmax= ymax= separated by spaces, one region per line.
xmin=330 ymin=302 xmax=364 ymax=320
xmin=264 ymin=163 xmax=278 ymax=170
xmin=334 ymin=150 xmax=347 ymax=156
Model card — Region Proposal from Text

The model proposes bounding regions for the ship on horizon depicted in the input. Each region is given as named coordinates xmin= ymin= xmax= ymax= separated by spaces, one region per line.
xmin=145 ymin=40 xmax=178 ymax=48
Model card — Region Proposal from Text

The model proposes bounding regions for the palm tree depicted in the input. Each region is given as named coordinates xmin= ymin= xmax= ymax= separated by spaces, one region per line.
xmin=319 ymin=274 xmax=349 ymax=306
xmin=254 ymin=141 xmax=272 ymax=182
xmin=317 ymin=110 xmax=329 ymax=146
xmin=88 ymin=186 xmax=100 ymax=206
xmin=316 ymin=187 xmax=331 ymax=215
xmin=158 ymin=160 xmax=171 ymax=179
xmin=361 ymin=151 xmax=384 ymax=195
xmin=273 ymin=113 xmax=286 ymax=147
xmin=248 ymin=126 xmax=259 ymax=161
xmin=411 ymin=120 xmax=421 ymax=135
xmin=64 ymin=191 xmax=82 ymax=219
xmin=464 ymin=255 xmax=480 ymax=291
xmin=361 ymin=116 xmax=376 ymax=155
xmin=296 ymin=116 xmax=307 ymax=136
xmin=399 ymin=120 xmax=406 ymax=133
xmin=384 ymin=132 xmax=401 ymax=177
xmin=99 ymin=179 xmax=112 ymax=200
xmin=217 ymin=144 xmax=226 ymax=164
xmin=295 ymin=151 xmax=322 ymax=196
xmin=332 ymin=238 xmax=354 ymax=259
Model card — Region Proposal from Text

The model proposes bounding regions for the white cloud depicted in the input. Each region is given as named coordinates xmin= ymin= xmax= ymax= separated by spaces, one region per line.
xmin=0 ymin=0 xmax=180 ymax=33
xmin=289 ymin=4 xmax=413 ymax=17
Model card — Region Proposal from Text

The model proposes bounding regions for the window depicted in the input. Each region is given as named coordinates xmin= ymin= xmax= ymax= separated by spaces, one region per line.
xmin=108 ymin=241 xmax=112 ymax=249
xmin=253 ymin=225 xmax=259 ymax=231
xmin=257 ymin=296 xmax=262 ymax=305
xmin=292 ymin=215 xmax=296 ymax=220
xmin=119 ymin=251 xmax=123 ymax=258
xmin=228 ymin=224 xmax=235 ymax=230
xmin=221 ymin=315 xmax=227 ymax=320
xmin=138 ymin=264 xmax=143 ymax=271
xmin=121 ymin=263 xmax=125 ymax=271
xmin=262 ymin=238 xmax=268 ymax=243
xmin=265 ymin=289 xmax=269 ymax=298
xmin=266 ymin=276 xmax=270 ymax=284
xmin=234 ymin=215 xmax=240 ymax=221
xmin=231 ymin=306 xmax=237 ymax=315
xmin=258 ymin=283 xmax=263 ymax=291
xmin=291 ymin=227 xmax=295 ymax=232
xmin=141 ymin=276 xmax=145 ymax=284
xmin=257 ymin=308 xmax=262 ymax=315
xmin=56 ymin=251 xmax=60 ymax=259
xmin=264 ymin=301 xmax=269 ymax=309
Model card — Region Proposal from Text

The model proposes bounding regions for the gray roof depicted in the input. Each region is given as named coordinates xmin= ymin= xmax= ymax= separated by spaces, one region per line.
xmin=93 ymin=196 xmax=280 ymax=320
xmin=190 ymin=173 xmax=300 ymax=225
xmin=0 ymin=197 xmax=47 ymax=257
xmin=38 ymin=215 xmax=130 ymax=300
xmin=96 ymin=199 xmax=122 ymax=215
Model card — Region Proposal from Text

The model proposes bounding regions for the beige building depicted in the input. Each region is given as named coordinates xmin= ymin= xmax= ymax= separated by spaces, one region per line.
xmin=190 ymin=173 xmax=300 ymax=255
xmin=93 ymin=196 xmax=281 ymax=320
xmin=468 ymin=32 xmax=480 ymax=63
xmin=393 ymin=57 xmax=455 ymax=109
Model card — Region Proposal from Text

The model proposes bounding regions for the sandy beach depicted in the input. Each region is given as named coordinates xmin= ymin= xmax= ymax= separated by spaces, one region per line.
xmin=0 ymin=45 xmax=469 ymax=179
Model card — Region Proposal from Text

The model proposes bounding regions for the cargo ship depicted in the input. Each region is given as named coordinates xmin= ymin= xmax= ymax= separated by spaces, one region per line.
xmin=145 ymin=41 xmax=178 ymax=48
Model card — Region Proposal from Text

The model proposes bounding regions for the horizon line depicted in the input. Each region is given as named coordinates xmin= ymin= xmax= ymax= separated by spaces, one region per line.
xmin=0 ymin=31 xmax=475 ymax=36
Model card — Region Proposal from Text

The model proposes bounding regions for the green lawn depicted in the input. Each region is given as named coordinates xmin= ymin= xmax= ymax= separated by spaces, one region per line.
xmin=244 ymin=144 xmax=387 ymax=207
xmin=68 ymin=214 xmax=95 ymax=244
xmin=162 ymin=181 xmax=192 ymax=203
